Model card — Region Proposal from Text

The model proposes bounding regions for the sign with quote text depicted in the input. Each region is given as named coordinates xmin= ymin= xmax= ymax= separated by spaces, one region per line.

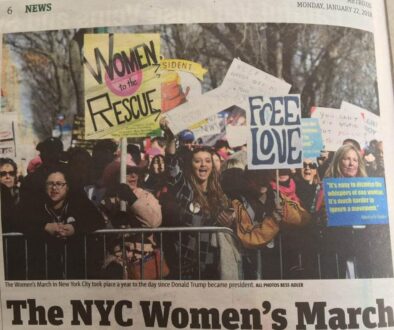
xmin=324 ymin=177 xmax=388 ymax=227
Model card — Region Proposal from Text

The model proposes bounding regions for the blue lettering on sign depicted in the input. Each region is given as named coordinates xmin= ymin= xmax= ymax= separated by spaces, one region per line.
xmin=248 ymin=95 xmax=302 ymax=169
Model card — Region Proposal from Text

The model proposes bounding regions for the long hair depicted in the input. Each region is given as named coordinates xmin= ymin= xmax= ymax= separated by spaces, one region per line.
xmin=185 ymin=146 xmax=228 ymax=217
xmin=325 ymin=144 xmax=367 ymax=178
xmin=149 ymin=155 xmax=165 ymax=175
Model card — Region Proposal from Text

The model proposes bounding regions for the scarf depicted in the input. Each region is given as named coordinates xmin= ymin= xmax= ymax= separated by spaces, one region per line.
xmin=270 ymin=178 xmax=300 ymax=203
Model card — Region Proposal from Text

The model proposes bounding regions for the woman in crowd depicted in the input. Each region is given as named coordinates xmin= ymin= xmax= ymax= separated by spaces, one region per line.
xmin=0 ymin=158 xmax=20 ymax=233
xmin=212 ymin=152 xmax=223 ymax=173
xmin=267 ymin=169 xmax=313 ymax=278
xmin=296 ymin=160 xmax=324 ymax=213
xmin=101 ymin=164 xmax=162 ymax=229
xmin=0 ymin=158 xmax=23 ymax=280
xmin=164 ymin=137 xmax=230 ymax=279
xmin=321 ymin=144 xmax=391 ymax=278
xmin=100 ymin=164 xmax=162 ymax=279
xmin=292 ymin=160 xmax=325 ymax=278
xmin=219 ymin=168 xmax=280 ymax=279
xmin=17 ymin=166 xmax=106 ymax=279
xmin=325 ymin=143 xmax=367 ymax=178
xmin=144 ymin=154 xmax=167 ymax=197
xmin=270 ymin=169 xmax=301 ymax=203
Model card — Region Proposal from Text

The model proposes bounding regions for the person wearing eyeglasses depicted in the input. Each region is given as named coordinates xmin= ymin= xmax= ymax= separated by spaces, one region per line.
xmin=0 ymin=158 xmax=19 ymax=233
xmin=17 ymin=166 xmax=105 ymax=279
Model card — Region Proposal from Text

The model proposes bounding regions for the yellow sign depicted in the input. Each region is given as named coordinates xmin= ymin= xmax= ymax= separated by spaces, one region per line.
xmin=161 ymin=59 xmax=207 ymax=80
xmin=84 ymin=34 xmax=161 ymax=139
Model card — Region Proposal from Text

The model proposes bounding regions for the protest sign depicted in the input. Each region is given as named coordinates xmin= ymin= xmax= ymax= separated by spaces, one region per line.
xmin=301 ymin=118 xmax=324 ymax=159
xmin=247 ymin=95 xmax=303 ymax=169
xmin=189 ymin=115 xmax=221 ymax=139
xmin=161 ymin=59 xmax=207 ymax=80
xmin=84 ymin=34 xmax=161 ymax=139
xmin=70 ymin=115 xmax=96 ymax=151
xmin=165 ymin=87 xmax=234 ymax=135
xmin=2 ymin=1 xmax=394 ymax=329
xmin=226 ymin=125 xmax=248 ymax=148
xmin=341 ymin=101 xmax=382 ymax=145
xmin=166 ymin=59 xmax=291 ymax=135
xmin=323 ymin=177 xmax=388 ymax=227
xmin=0 ymin=112 xmax=17 ymax=158
xmin=310 ymin=106 xmax=364 ymax=151
xmin=161 ymin=70 xmax=202 ymax=113
xmin=220 ymin=58 xmax=292 ymax=109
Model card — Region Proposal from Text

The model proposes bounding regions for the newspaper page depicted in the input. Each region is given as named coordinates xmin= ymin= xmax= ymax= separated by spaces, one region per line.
xmin=0 ymin=0 xmax=394 ymax=329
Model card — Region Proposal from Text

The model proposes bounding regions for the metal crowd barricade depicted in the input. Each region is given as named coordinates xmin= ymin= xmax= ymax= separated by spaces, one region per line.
xmin=3 ymin=232 xmax=28 ymax=280
xmin=3 ymin=228 xmax=373 ymax=280
xmin=2 ymin=227 xmax=242 ymax=281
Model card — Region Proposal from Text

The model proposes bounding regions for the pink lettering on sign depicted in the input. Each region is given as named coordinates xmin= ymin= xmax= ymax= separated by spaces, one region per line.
xmin=105 ymin=57 xmax=143 ymax=97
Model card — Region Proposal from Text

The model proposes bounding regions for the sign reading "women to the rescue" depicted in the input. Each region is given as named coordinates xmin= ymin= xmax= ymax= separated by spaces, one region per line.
xmin=83 ymin=33 xmax=161 ymax=139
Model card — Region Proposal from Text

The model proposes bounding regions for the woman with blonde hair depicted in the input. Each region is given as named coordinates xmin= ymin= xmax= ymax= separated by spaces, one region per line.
xmin=324 ymin=144 xmax=367 ymax=178
xmin=322 ymin=143 xmax=392 ymax=278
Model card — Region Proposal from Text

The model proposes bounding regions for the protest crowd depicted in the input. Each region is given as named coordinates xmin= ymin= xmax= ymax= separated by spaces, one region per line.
xmin=0 ymin=120 xmax=391 ymax=281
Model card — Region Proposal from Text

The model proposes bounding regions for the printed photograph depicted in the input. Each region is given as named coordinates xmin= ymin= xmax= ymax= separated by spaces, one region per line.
xmin=1 ymin=23 xmax=391 ymax=280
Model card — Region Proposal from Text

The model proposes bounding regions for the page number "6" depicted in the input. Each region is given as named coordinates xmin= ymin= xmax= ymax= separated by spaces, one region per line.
xmin=7 ymin=6 xmax=12 ymax=15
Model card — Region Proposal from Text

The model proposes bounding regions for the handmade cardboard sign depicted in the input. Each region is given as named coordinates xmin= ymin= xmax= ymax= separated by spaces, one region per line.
xmin=341 ymin=101 xmax=382 ymax=145
xmin=0 ymin=112 xmax=17 ymax=158
xmin=247 ymin=95 xmax=303 ymax=169
xmin=166 ymin=58 xmax=291 ymax=135
xmin=190 ymin=115 xmax=222 ymax=139
xmin=310 ymin=106 xmax=363 ymax=151
xmin=220 ymin=58 xmax=292 ymax=109
xmin=84 ymin=33 xmax=161 ymax=139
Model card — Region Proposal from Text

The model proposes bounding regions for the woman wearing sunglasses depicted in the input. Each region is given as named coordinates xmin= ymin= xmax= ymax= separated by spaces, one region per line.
xmin=296 ymin=160 xmax=324 ymax=214
xmin=0 ymin=158 xmax=23 ymax=280
xmin=0 ymin=158 xmax=19 ymax=233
